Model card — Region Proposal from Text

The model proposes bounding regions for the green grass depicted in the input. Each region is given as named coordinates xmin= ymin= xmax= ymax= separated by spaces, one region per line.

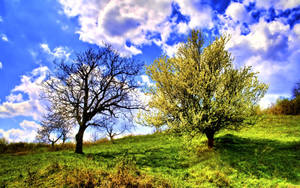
xmin=0 ymin=115 xmax=300 ymax=187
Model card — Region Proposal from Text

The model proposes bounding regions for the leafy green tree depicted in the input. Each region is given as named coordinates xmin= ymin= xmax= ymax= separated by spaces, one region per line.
xmin=143 ymin=30 xmax=268 ymax=148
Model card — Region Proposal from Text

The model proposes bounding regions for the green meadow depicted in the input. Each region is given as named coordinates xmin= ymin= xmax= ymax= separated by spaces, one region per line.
xmin=0 ymin=115 xmax=299 ymax=187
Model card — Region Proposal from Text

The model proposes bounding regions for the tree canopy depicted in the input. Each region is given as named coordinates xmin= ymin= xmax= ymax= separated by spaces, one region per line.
xmin=143 ymin=30 xmax=268 ymax=148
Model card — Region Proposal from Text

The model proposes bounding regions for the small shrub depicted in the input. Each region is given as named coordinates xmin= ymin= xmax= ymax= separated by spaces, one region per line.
xmin=24 ymin=168 xmax=39 ymax=187
xmin=0 ymin=137 xmax=8 ymax=153
xmin=94 ymin=137 xmax=109 ymax=144
xmin=47 ymin=162 xmax=62 ymax=175
xmin=62 ymin=157 xmax=171 ymax=188
xmin=195 ymin=170 xmax=232 ymax=188
xmin=49 ymin=143 xmax=75 ymax=151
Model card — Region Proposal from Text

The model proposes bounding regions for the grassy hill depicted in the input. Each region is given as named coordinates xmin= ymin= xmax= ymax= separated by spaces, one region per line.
xmin=0 ymin=115 xmax=300 ymax=187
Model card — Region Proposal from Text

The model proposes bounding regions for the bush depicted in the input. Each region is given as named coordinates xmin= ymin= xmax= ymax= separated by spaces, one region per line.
xmin=266 ymin=96 xmax=300 ymax=115
xmin=0 ymin=141 xmax=48 ymax=154
xmin=48 ymin=143 xmax=75 ymax=151
xmin=0 ymin=137 xmax=8 ymax=153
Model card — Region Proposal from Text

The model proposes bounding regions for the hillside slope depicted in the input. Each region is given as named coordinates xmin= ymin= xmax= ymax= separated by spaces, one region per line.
xmin=0 ymin=115 xmax=300 ymax=187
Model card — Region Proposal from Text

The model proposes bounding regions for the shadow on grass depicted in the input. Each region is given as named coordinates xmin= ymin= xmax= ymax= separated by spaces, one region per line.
xmin=215 ymin=134 xmax=300 ymax=184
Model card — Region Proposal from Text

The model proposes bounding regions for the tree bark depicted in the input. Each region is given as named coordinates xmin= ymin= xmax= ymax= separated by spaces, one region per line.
xmin=109 ymin=135 xmax=115 ymax=144
xmin=205 ymin=130 xmax=215 ymax=149
xmin=75 ymin=126 xmax=86 ymax=154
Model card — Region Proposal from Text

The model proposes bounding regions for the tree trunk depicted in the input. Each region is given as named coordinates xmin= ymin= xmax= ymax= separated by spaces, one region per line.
xmin=62 ymin=135 xmax=66 ymax=144
xmin=109 ymin=135 xmax=115 ymax=144
xmin=205 ymin=130 xmax=215 ymax=149
xmin=75 ymin=126 xmax=86 ymax=154
xmin=51 ymin=141 xmax=55 ymax=147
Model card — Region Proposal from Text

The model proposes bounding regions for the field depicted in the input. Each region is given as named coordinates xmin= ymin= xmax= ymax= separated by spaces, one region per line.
xmin=0 ymin=115 xmax=300 ymax=187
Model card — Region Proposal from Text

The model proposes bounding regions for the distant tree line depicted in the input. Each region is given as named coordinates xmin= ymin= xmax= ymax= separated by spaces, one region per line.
xmin=265 ymin=82 xmax=300 ymax=115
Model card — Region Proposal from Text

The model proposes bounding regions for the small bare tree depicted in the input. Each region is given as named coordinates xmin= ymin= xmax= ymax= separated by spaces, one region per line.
xmin=43 ymin=45 xmax=143 ymax=153
xmin=36 ymin=112 xmax=71 ymax=147
xmin=99 ymin=117 xmax=130 ymax=143
xmin=91 ymin=131 xmax=101 ymax=143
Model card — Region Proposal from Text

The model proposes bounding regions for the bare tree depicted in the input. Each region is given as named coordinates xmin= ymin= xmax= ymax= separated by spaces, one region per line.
xmin=91 ymin=131 xmax=101 ymax=143
xmin=43 ymin=46 xmax=143 ymax=153
xmin=36 ymin=112 xmax=71 ymax=147
xmin=99 ymin=117 xmax=130 ymax=143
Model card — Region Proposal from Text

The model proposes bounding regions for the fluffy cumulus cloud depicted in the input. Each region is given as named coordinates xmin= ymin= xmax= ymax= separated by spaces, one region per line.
xmin=0 ymin=66 xmax=48 ymax=120
xmin=58 ymin=0 xmax=215 ymax=56
xmin=0 ymin=120 xmax=41 ymax=143
xmin=40 ymin=43 xmax=71 ymax=60
xmin=225 ymin=2 xmax=252 ymax=23
xmin=175 ymin=0 xmax=214 ymax=28
xmin=58 ymin=0 xmax=170 ymax=55
xmin=221 ymin=1 xmax=300 ymax=108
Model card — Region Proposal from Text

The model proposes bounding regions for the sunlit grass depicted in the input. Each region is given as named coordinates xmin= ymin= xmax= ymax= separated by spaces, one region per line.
xmin=0 ymin=115 xmax=299 ymax=187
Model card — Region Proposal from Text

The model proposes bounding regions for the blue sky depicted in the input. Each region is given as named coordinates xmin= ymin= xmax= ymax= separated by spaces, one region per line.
xmin=0 ymin=0 xmax=300 ymax=142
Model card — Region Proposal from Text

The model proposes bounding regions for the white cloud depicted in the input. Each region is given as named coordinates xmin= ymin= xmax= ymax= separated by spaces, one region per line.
xmin=1 ymin=34 xmax=8 ymax=42
xmin=58 ymin=0 xmax=174 ymax=56
xmin=279 ymin=0 xmax=300 ymax=9
xmin=0 ymin=66 xmax=49 ymax=120
xmin=6 ymin=93 xmax=23 ymax=103
xmin=293 ymin=24 xmax=300 ymax=36
xmin=40 ymin=43 xmax=51 ymax=53
xmin=0 ymin=61 xmax=2 ymax=69
xmin=58 ymin=0 xmax=214 ymax=56
xmin=20 ymin=120 xmax=41 ymax=130
xmin=0 ymin=120 xmax=41 ymax=143
xmin=225 ymin=2 xmax=252 ymax=23
xmin=245 ymin=0 xmax=300 ymax=10
xmin=176 ymin=22 xmax=189 ymax=34
xmin=40 ymin=43 xmax=71 ymax=59
xmin=162 ymin=43 xmax=181 ymax=57
xmin=220 ymin=1 xmax=300 ymax=107
xmin=140 ymin=75 xmax=153 ymax=87
xmin=0 ymin=16 xmax=3 ymax=22
xmin=175 ymin=0 xmax=214 ymax=29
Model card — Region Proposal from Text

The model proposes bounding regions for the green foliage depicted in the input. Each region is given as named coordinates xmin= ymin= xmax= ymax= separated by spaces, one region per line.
xmin=0 ymin=115 xmax=299 ymax=187
xmin=142 ymin=29 xmax=268 ymax=147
